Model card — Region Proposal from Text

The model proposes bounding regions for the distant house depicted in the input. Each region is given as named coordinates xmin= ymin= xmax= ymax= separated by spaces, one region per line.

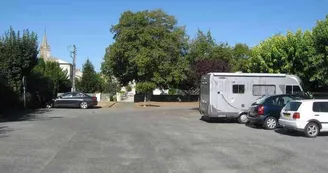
xmin=39 ymin=31 xmax=82 ymax=80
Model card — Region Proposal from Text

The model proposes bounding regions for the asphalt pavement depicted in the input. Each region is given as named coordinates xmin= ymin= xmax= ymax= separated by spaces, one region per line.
xmin=0 ymin=105 xmax=328 ymax=173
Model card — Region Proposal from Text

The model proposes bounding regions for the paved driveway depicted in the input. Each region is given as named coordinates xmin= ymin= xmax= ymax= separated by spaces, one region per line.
xmin=0 ymin=106 xmax=328 ymax=173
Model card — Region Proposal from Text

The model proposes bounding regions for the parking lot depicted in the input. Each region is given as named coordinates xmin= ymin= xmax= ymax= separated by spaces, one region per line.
xmin=0 ymin=105 xmax=328 ymax=173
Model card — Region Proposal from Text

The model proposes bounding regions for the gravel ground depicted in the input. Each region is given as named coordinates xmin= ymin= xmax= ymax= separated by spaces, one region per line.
xmin=0 ymin=106 xmax=328 ymax=173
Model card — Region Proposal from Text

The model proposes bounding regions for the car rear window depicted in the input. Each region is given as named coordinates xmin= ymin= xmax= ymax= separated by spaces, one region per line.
xmin=253 ymin=96 xmax=269 ymax=105
xmin=284 ymin=101 xmax=302 ymax=111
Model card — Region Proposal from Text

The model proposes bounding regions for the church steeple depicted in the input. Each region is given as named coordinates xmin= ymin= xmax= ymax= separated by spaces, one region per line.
xmin=40 ymin=28 xmax=51 ymax=60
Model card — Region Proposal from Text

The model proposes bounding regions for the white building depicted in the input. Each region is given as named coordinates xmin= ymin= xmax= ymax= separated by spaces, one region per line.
xmin=39 ymin=32 xmax=82 ymax=80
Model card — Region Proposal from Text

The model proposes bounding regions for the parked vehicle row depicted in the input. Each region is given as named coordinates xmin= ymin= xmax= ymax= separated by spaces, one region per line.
xmin=199 ymin=72 xmax=304 ymax=124
xmin=199 ymin=72 xmax=327 ymax=138
xmin=247 ymin=94 xmax=309 ymax=130
xmin=46 ymin=92 xmax=98 ymax=109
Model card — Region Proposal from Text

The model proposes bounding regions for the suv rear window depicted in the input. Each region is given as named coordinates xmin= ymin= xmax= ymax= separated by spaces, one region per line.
xmin=284 ymin=101 xmax=302 ymax=111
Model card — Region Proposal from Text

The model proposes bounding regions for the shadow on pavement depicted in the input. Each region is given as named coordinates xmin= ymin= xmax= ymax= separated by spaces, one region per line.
xmin=0 ymin=125 xmax=14 ymax=138
xmin=245 ymin=122 xmax=264 ymax=129
xmin=89 ymin=106 xmax=102 ymax=109
xmin=190 ymin=107 xmax=199 ymax=111
xmin=200 ymin=116 xmax=238 ymax=124
xmin=0 ymin=109 xmax=53 ymax=123
xmin=274 ymin=128 xmax=328 ymax=138
xmin=136 ymin=104 xmax=160 ymax=107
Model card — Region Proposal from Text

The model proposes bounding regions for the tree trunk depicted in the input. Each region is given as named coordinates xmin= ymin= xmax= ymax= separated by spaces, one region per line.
xmin=143 ymin=94 xmax=147 ymax=107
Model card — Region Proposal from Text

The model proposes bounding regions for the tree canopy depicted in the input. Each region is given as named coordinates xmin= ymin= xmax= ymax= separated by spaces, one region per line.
xmin=79 ymin=59 xmax=101 ymax=93
xmin=0 ymin=27 xmax=38 ymax=94
xmin=102 ymin=9 xmax=189 ymax=91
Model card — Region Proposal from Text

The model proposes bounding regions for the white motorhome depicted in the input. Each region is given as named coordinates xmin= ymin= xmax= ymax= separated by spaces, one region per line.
xmin=199 ymin=72 xmax=305 ymax=123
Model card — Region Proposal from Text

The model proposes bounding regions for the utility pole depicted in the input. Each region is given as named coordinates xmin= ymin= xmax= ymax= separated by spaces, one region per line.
xmin=69 ymin=45 xmax=77 ymax=92
xmin=22 ymin=76 xmax=26 ymax=108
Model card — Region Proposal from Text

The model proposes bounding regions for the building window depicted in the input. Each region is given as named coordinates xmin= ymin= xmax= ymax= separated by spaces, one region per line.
xmin=252 ymin=85 xmax=276 ymax=96
xmin=233 ymin=85 xmax=245 ymax=94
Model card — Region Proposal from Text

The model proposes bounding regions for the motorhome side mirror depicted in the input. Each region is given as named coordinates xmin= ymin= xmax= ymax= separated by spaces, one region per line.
xmin=218 ymin=91 xmax=220 ymax=94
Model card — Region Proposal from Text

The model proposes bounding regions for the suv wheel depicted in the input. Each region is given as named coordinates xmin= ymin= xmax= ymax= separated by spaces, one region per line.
xmin=304 ymin=122 xmax=319 ymax=138
xmin=264 ymin=117 xmax=277 ymax=130
xmin=238 ymin=113 xmax=248 ymax=124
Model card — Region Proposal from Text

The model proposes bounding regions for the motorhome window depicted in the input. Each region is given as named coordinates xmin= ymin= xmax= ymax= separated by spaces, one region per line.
xmin=252 ymin=85 xmax=276 ymax=96
xmin=233 ymin=85 xmax=245 ymax=94
xmin=286 ymin=85 xmax=302 ymax=94
xmin=293 ymin=86 xmax=302 ymax=94
xmin=286 ymin=86 xmax=292 ymax=94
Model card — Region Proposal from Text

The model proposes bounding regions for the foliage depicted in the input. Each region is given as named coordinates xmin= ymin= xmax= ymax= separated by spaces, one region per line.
xmin=102 ymin=9 xmax=189 ymax=89
xmin=126 ymin=85 xmax=132 ymax=92
xmin=187 ymin=30 xmax=216 ymax=63
xmin=136 ymin=82 xmax=156 ymax=104
xmin=27 ymin=58 xmax=71 ymax=107
xmin=0 ymin=73 xmax=20 ymax=111
xmin=99 ymin=75 xmax=119 ymax=95
xmin=136 ymin=82 xmax=156 ymax=94
xmin=168 ymin=88 xmax=177 ymax=95
xmin=0 ymin=27 xmax=38 ymax=95
xmin=0 ymin=27 xmax=38 ymax=110
xmin=231 ymin=43 xmax=251 ymax=72
xmin=178 ymin=30 xmax=233 ymax=94
xmin=32 ymin=58 xmax=71 ymax=95
xmin=246 ymin=30 xmax=317 ymax=90
xmin=312 ymin=15 xmax=328 ymax=88
xmin=247 ymin=34 xmax=288 ymax=73
xmin=79 ymin=59 xmax=101 ymax=93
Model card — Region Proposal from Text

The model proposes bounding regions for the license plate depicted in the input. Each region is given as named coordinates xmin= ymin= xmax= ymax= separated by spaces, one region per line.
xmin=283 ymin=113 xmax=290 ymax=117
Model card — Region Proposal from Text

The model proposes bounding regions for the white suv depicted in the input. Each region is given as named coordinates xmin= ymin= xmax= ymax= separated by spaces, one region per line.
xmin=279 ymin=99 xmax=328 ymax=138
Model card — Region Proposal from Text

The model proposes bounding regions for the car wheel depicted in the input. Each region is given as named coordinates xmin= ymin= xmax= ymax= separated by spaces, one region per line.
xmin=304 ymin=122 xmax=319 ymax=138
xmin=46 ymin=103 xmax=53 ymax=108
xmin=80 ymin=101 xmax=88 ymax=109
xmin=238 ymin=113 xmax=248 ymax=124
xmin=264 ymin=117 xmax=277 ymax=130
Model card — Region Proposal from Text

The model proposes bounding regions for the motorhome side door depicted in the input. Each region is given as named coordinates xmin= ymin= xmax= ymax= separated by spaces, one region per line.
xmin=229 ymin=81 xmax=246 ymax=111
xmin=215 ymin=76 xmax=228 ymax=112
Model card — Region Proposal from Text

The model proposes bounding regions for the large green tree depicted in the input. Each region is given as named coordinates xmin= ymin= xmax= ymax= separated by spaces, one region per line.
xmin=247 ymin=34 xmax=288 ymax=73
xmin=0 ymin=27 xmax=38 ymax=94
xmin=231 ymin=43 xmax=251 ymax=72
xmin=246 ymin=30 xmax=316 ymax=90
xmin=187 ymin=30 xmax=216 ymax=63
xmin=79 ymin=59 xmax=100 ymax=93
xmin=102 ymin=9 xmax=189 ymax=92
xmin=30 ymin=58 xmax=71 ymax=97
xmin=312 ymin=15 xmax=328 ymax=89
xmin=0 ymin=27 xmax=38 ymax=110
xmin=178 ymin=30 xmax=233 ymax=94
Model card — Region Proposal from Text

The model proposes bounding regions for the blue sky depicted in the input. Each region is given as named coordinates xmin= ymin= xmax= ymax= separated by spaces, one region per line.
xmin=1 ymin=0 xmax=327 ymax=72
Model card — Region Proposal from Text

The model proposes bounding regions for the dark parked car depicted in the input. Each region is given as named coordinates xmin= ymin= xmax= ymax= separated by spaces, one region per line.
xmin=47 ymin=92 xmax=98 ymax=109
xmin=247 ymin=94 xmax=309 ymax=130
